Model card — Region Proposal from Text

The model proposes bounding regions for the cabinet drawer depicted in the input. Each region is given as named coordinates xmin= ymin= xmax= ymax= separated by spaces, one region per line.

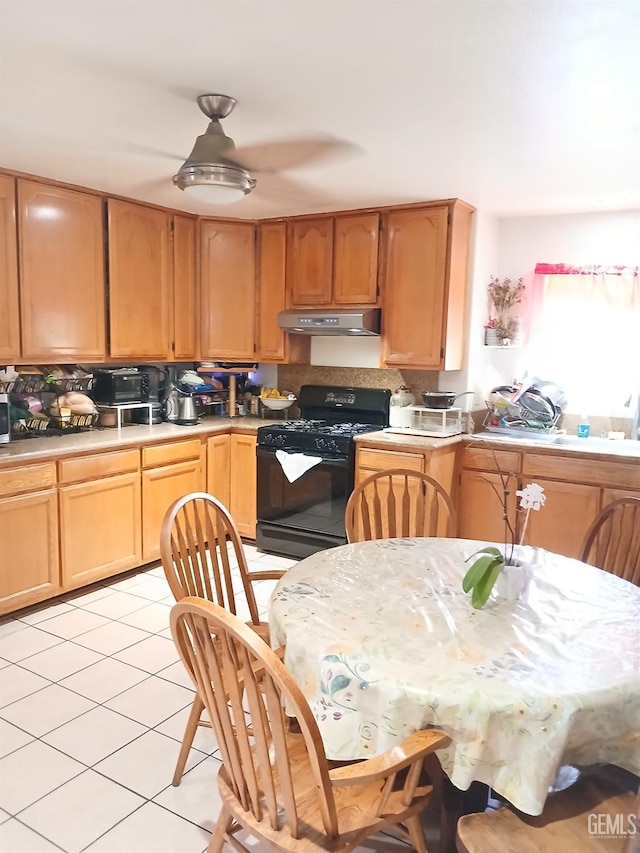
xmin=522 ymin=453 xmax=640 ymax=490
xmin=142 ymin=439 xmax=202 ymax=468
xmin=0 ymin=463 xmax=56 ymax=498
xmin=58 ymin=449 xmax=139 ymax=484
xmin=358 ymin=448 xmax=424 ymax=471
xmin=462 ymin=447 xmax=520 ymax=473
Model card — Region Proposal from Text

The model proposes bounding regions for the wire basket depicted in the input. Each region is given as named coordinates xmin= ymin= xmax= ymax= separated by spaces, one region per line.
xmin=12 ymin=412 xmax=100 ymax=439
xmin=485 ymin=398 xmax=560 ymax=435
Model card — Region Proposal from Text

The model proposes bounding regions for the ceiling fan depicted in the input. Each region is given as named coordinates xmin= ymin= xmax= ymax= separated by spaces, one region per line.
xmin=172 ymin=94 xmax=355 ymax=204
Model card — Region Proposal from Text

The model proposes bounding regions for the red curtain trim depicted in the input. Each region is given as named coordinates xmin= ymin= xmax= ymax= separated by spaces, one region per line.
xmin=534 ymin=263 xmax=639 ymax=276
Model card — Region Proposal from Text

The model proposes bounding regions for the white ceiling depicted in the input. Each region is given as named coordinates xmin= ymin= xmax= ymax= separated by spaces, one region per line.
xmin=1 ymin=0 xmax=639 ymax=219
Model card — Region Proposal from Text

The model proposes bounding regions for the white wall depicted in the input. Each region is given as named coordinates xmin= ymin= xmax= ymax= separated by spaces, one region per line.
xmin=499 ymin=210 xmax=640 ymax=271
xmin=473 ymin=208 xmax=640 ymax=416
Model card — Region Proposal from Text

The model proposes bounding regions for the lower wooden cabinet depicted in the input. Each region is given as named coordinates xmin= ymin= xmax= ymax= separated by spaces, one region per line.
xmin=60 ymin=472 xmax=141 ymax=589
xmin=457 ymin=444 xmax=640 ymax=559
xmin=0 ymin=488 xmax=60 ymax=615
xmin=206 ymin=432 xmax=257 ymax=538
xmin=207 ymin=433 xmax=231 ymax=509
xmin=141 ymin=441 xmax=204 ymax=562
xmin=524 ymin=478 xmax=599 ymax=559
xmin=458 ymin=470 xmax=517 ymax=544
xmin=356 ymin=448 xmax=424 ymax=483
xmin=229 ymin=434 xmax=257 ymax=538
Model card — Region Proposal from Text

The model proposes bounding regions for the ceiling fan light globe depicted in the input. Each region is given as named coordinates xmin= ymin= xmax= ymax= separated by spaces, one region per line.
xmin=183 ymin=184 xmax=246 ymax=204
xmin=173 ymin=164 xmax=255 ymax=204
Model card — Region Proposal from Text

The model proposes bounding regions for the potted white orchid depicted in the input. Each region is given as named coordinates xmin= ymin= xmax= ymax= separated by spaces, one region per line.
xmin=463 ymin=465 xmax=546 ymax=608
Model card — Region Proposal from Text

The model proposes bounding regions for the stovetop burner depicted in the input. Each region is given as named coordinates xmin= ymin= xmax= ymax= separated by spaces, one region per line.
xmin=267 ymin=419 xmax=380 ymax=437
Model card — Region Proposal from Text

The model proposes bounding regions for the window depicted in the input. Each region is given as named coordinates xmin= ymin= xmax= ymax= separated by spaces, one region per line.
xmin=527 ymin=264 xmax=640 ymax=415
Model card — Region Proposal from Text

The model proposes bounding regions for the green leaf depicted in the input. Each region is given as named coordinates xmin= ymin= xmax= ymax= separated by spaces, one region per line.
xmin=471 ymin=562 xmax=504 ymax=609
xmin=465 ymin=546 xmax=502 ymax=563
xmin=462 ymin=555 xmax=495 ymax=592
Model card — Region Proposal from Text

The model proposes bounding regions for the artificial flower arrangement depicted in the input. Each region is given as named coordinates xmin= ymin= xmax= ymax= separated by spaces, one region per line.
xmin=486 ymin=276 xmax=525 ymax=342
xmin=463 ymin=458 xmax=546 ymax=608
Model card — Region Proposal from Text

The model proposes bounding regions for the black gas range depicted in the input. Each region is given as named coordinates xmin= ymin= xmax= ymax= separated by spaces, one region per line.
xmin=255 ymin=385 xmax=390 ymax=559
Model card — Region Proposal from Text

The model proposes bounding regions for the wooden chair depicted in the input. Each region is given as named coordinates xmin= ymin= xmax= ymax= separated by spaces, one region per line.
xmin=456 ymin=772 xmax=639 ymax=853
xmin=345 ymin=469 xmax=457 ymax=543
xmin=171 ymin=596 xmax=451 ymax=853
xmin=160 ymin=491 xmax=285 ymax=785
xmin=580 ymin=497 xmax=640 ymax=585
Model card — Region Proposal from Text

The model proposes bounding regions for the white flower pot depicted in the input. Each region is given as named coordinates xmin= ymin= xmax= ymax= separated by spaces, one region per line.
xmin=495 ymin=560 xmax=533 ymax=600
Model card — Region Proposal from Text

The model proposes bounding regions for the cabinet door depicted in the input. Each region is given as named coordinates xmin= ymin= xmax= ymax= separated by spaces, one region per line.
xmin=458 ymin=470 xmax=517 ymax=544
xmin=18 ymin=180 xmax=105 ymax=361
xmin=172 ymin=214 xmax=197 ymax=360
xmin=526 ymin=478 xmax=600 ymax=559
xmin=0 ymin=490 xmax=60 ymax=615
xmin=287 ymin=218 xmax=333 ymax=306
xmin=381 ymin=206 xmax=448 ymax=369
xmin=108 ymin=199 xmax=172 ymax=359
xmin=200 ymin=220 xmax=255 ymax=360
xmin=256 ymin=221 xmax=287 ymax=362
xmin=142 ymin=459 xmax=204 ymax=562
xmin=333 ymin=213 xmax=379 ymax=305
xmin=207 ymin=433 xmax=231 ymax=510
xmin=229 ymin=434 xmax=257 ymax=538
xmin=60 ymin=472 xmax=141 ymax=589
xmin=356 ymin=447 xmax=424 ymax=484
xmin=0 ymin=175 xmax=20 ymax=361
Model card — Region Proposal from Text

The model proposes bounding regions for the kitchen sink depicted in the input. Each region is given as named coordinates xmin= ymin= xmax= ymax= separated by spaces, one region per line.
xmin=472 ymin=431 xmax=640 ymax=455
xmin=550 ymin=435 xmax=640 ymax=454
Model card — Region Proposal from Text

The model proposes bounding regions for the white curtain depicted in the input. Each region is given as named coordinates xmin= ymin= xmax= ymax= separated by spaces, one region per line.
xmin=527 ymin=264 xmax=640 ymax=415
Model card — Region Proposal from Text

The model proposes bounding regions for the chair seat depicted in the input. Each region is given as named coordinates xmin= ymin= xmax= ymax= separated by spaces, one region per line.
xmin=218 ymin=730 xmax=434 ymax=852
xmin=456 ymin=774 xmax=637 ymax=853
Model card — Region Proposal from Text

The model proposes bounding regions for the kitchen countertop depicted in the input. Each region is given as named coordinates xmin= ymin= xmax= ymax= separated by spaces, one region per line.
xmin=0 ymin=416 xmax=281 ymax=467
xmin=355 ymin=429 xmax=464 ymax=453
xmin=463 ymin=431 xmax=640 ymax=460
xmin=4 ymin=418 xmax=640 ymax=468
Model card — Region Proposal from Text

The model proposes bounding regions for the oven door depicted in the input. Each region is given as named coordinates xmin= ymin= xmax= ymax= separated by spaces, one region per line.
xmin=256 ymin=446 xmax=351 ymax=559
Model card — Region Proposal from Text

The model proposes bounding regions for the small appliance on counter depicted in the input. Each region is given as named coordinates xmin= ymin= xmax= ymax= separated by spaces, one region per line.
xmin=386 ymin=390 xmax=474 ymax=437
xmin=131 ymin=365 xmax=165 ymax=424
xmin=389 ymin=385 xmax=415 ymax=428
xmin=93 ymin=369 xmax=146 ymax=406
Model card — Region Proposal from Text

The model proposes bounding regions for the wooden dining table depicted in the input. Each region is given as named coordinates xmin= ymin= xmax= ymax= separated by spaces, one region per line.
xmin=269 ymin=537 xmax=640 ymax=845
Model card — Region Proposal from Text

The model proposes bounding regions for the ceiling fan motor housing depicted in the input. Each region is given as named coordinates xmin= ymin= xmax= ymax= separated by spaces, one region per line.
xmin=173 ymin=95 xmax=256 ymax=196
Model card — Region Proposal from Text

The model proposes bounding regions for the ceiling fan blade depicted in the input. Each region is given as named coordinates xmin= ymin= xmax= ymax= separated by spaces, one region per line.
xmin=227 ymin=135 xmax=359 ymax=173
xmin=116 ymin=141 xmax=185 ymax=162
xmin=253 ymin=173 xmax=332 ymax=205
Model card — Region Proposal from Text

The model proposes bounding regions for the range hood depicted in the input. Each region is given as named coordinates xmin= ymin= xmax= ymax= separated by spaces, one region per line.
xmin=278 ymin=308 xmax=381 ymax=336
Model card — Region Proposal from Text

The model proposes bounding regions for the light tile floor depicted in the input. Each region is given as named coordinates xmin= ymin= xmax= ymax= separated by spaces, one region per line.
xmin=0 ymin=545 xmax=428 ymax=853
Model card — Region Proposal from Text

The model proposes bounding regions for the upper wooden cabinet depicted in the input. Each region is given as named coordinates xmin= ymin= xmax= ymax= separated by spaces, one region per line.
xmin=200 ymin=219 xmax=256 ymax=361
xmin=0 ymin=175 xmax=20 ymax=361
xmin=287 ymin=213 xmax=379 ymax=308
xmin=287 ymin=217 xmax=334 ymax=306
xmin=381 ymin=201 xmax=473 ymax=370
xmin=172 ymin=214 xmax=197 ymax=360
xmin=108 ymin=199 xmax=172 ymax=359
xmin=255 ymin=221 xmax=309 ymax=364
xmin=332 ymin=212 xmax=379 ymax=304
xmin=18 ymin=180 xmax=105 ymax=361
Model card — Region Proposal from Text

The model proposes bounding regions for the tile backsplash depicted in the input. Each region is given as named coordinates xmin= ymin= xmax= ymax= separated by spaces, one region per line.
xmin=277 ymin=365 xmax=439 ymax=400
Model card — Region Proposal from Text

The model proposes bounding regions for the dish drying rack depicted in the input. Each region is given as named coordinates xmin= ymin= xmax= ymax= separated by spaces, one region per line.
xmin=4 ymin=374 xmax=101 ymax=439
xmin=484 ymin=391 xmax=561 ymax=438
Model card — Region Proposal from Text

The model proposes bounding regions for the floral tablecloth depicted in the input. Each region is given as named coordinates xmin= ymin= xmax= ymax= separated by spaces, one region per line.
xmin=269 ymin=538 xmax=640 ymax=815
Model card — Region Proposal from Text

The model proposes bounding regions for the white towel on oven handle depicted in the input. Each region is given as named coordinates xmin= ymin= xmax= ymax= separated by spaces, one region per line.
xmin=275 ymin=450 xmax=323 ymax=483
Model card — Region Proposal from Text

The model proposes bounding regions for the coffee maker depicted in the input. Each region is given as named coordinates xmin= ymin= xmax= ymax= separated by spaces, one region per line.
xmin=132 ymin=366 xmax=164 ymax=424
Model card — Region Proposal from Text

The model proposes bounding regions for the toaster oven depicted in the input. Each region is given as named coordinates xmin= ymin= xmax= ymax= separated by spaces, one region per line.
xmin=92 ymin=370 xmax=146 ymax=406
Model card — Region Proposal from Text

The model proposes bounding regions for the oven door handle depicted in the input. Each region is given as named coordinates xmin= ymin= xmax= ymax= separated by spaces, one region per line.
xmin=256 ymin=446 xmax=348 ymax=465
